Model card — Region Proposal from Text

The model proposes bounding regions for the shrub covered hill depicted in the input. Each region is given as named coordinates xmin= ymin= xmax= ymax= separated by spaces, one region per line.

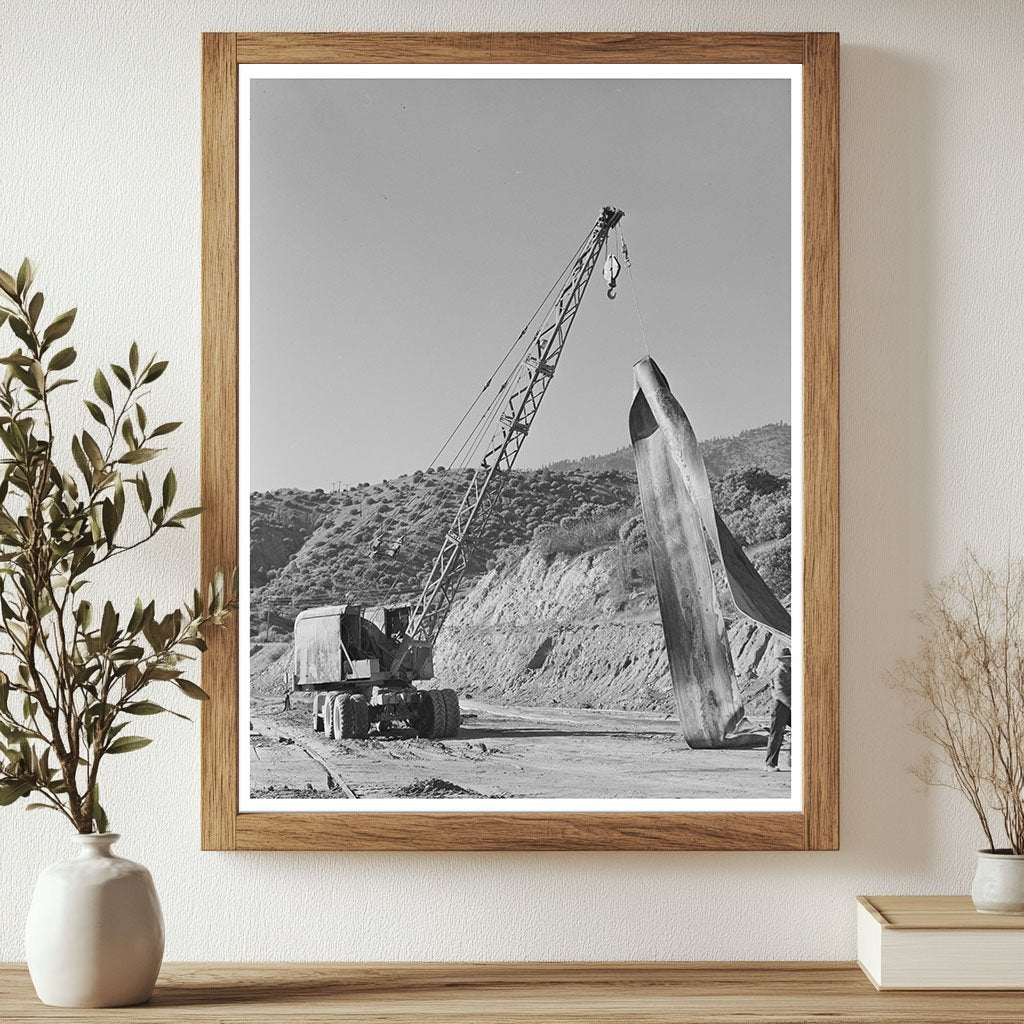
xmin=250 ymin=421 xmax=791 ymax=640
xmin=544 ymin=422 xmax=790 ymax=478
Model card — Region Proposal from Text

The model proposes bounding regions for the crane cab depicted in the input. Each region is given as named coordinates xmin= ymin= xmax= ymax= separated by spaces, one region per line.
xmin=291 ymin=604 xmax=417 ymax=689
xmin=289 ymin=605 xmax=454 ymax=741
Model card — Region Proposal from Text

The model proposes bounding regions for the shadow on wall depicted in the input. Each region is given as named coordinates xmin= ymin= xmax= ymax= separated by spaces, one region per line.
xmin=837 ymin=46 xmax=937 ymax=872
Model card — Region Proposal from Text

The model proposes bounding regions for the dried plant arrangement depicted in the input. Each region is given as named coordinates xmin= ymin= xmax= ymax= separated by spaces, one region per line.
xmin=0 ymin=259 xmax=234 ymax=833
xmin=895 ymin=552 xmax=1024 ymax=853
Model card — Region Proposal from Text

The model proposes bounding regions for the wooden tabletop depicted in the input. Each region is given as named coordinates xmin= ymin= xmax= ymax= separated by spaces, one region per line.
xmin=3 ymin=962 xmax=1024 ymax=1023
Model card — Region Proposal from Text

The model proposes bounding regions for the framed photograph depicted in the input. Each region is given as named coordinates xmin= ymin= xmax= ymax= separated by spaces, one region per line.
xmin=201 ymin=32 xmax=838 ymax=850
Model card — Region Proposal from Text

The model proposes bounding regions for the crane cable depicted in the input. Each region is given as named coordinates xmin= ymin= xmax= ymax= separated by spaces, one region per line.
xmin=617 ymin=224 xmax=650 ymax=356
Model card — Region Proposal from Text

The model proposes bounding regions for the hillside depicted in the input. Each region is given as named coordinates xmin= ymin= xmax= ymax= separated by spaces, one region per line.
xmin=542 ymin=421 xmax=791 ymax=479
xmin=250 ymin=466 xmax=638 ymax=637
xmin=249 ymin=422 xmax=792 ymax=643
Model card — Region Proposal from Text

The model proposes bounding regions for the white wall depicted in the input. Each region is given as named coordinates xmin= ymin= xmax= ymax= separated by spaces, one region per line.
xmin=2 ymin=0 xmax=1022 ymax=961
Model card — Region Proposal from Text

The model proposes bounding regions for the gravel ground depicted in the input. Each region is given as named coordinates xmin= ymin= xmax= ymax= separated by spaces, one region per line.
xmin=248 ymin=696 xmax=789 ymax=802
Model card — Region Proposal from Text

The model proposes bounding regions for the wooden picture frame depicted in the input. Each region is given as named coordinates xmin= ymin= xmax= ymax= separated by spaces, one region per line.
xmin=201 ymin=32 xmax=839 ymax=851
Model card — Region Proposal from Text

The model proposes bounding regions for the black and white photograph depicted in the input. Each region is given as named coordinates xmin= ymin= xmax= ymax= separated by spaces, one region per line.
xmin=240 ymin=65 xmax=803 ymax=811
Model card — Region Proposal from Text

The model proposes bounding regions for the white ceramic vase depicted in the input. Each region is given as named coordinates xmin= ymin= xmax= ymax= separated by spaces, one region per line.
xmin=25 ymin=833 xmax=164 ymax=1007
xmin=971 ymin=850 xmax=1024 ymax=915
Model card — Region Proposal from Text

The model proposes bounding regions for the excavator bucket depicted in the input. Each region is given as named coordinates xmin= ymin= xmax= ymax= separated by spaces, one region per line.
xmin=630 ymin=357 xmax=790 ymax=749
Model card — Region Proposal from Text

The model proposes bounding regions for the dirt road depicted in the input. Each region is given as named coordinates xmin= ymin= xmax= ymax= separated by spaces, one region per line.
xmin=249 ymin=697 xmax=789 ymax=801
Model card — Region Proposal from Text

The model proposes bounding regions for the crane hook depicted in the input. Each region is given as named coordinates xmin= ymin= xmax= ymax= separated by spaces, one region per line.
xmin=602 ymin=253 xmax=621 ymax=300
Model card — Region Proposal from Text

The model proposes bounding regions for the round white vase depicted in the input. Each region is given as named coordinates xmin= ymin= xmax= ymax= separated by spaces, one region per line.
xmin=971 ymin=850 xmax=1024 ymax=915
xmin=25 ymin=833 xmax=164 ymax=1007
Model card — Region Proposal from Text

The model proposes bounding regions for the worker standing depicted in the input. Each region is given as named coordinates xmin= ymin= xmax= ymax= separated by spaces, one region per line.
xmin=763 ymin=643 xmax=791 ymax=772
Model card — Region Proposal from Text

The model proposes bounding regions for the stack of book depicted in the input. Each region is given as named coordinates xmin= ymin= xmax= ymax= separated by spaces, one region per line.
xmin=857 ymin=895 xmax=1024 ymax=990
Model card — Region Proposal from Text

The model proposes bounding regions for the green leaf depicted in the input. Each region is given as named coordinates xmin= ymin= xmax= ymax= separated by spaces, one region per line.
xmin=168 ymin=507 xmax=202 ymax=524
xmin=175 ymin=679 xmax=210 ymax=701
xmin=124 ymin=700 xmax=188 ymax=721
xmin=150 ymin=421 xmax=181 ymax=438
xmin=118 ymin=448 xmax=158 ymax=465
xmin=110 ymin=363 xmax=131 ymax=388
xmin=162 ymin=468 xmax=176 ymax=509
xmin=126 ymin=598 xmax=146 ymax=635
xmin=27 ymin=291 xmax=43 ymax=328
xmin=106 ymin=735 xmax=152 ymax=755
xmin=142 ymin=360 xmax=168 ymax=383
xmin=71 ymin=435 xmax=92 ymax=482
xmin=91 ymin=785 xmax=108 ymax=834
xmin=110 ymin=644 xmax=143 ymax=661
xmin=43 ymin=308 xmax=76 ymax=344
xmin=121 ymin=418 xmax=137 ymax=449
xmin=0 ymin=779 xmax=32 ymax=805
xmin=124 ymin=700 xmax=165 ymax=715
xmin=81 ymin=431 xmax=105 ymax=471
xmin=0 ymin=269 xmax=18 ymax=300
xmin=88 ymin=506 xmax=102 ymax=544
xmin=9 ymin=317 xmax=31 ymax=344
xmin=101 ymin=498 xmax=117 ymax=546
xmin=83 ymin=400 xmax=106 ymax=427
xmin=48 ymin=346 xmax=77 ymax=371
xmin=100 ymin=602 xmax=117 ymax=647
xmin=113 ymin=475 xmax=125 ymax=521
xmin=16 ymin=258 xmax=34 ymax=298
xmin=129 ymin=342 xmax=139 ymax=375
xmin=135 ymin=473 xmax=152 ymax=513
xmin=93 ymin=369 xmax=113 ymax=408
xmin=26 ymin=802 xmax=61 ymax=813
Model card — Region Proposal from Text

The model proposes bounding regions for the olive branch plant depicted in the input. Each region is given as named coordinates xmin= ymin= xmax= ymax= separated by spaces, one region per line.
xmin=895 ymin=552 xmax=1024 ymax=854
xmin=0 ymin=259 xmax=235 ymax=834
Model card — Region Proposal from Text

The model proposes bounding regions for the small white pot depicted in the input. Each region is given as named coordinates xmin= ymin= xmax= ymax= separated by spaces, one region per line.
xmin=25 ymin=833 xmax=164 ymax=1007
xmin=971 ymin=849 xmax=1024 ymax=915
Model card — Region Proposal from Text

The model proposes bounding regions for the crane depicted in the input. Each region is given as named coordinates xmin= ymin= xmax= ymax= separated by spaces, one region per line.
xmin=290 ymin=206 xmax=625 ymax=742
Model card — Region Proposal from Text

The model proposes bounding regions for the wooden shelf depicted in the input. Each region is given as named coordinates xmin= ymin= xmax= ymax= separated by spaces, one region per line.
xmin=4 ymin=962 xmax=1024 ymax=1022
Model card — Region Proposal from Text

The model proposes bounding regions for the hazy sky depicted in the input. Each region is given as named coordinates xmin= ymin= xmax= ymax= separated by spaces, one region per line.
xmin=249 ymin=76 xmax=791 ymax=492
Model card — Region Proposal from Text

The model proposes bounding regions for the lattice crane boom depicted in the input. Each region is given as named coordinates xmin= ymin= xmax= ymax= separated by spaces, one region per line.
xmin=396 ymin=206 xmax=624 ymax=661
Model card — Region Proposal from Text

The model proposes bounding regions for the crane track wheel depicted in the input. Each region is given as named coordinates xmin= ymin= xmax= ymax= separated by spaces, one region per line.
xmin=440 ymin=688 xmax=461 ymax=738
xmin=335 ymin=694 xmax=370 ymax=741
xmin=322 ymin=693 xmax=340 ymax=740
xmin=417 ymin=689 xmax=449 ymax=740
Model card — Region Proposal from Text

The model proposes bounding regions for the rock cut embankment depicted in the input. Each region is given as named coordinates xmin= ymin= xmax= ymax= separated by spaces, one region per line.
xmin=435 ymin=545 xmax=780 ymax=717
